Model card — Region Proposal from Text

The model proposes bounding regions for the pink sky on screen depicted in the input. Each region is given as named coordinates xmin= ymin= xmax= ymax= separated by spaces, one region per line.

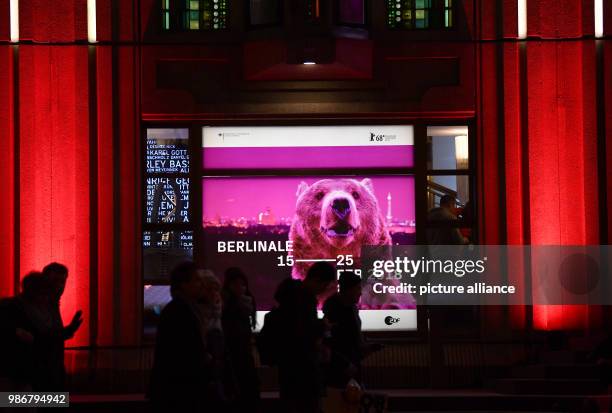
xmin=202 ymin=176 xmax=415 ymax=223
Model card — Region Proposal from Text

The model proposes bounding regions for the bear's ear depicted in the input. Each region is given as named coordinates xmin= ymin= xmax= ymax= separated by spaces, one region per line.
xmin=296 ymin=181 xmax=309 ymax=198
xmin=360 ymin=178 xmax=374 ymax=194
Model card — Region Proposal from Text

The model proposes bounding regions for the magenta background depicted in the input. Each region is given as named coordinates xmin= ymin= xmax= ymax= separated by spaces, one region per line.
xmin=202 ymin=176 xmax=415 ymax=224
xmin=202 ymin=146 xmax=414 ymax=169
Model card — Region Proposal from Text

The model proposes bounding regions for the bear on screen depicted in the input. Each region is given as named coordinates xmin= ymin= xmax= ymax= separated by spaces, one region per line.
xmin=289 ymin=178 xmax=415 ymax=309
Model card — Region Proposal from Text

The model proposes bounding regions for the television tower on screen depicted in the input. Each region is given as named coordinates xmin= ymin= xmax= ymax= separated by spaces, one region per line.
xmin=386 ymin=192 xmax=392 ymax=224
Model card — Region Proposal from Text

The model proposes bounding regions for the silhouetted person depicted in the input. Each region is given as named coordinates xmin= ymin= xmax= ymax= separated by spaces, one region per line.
xmin=458 ymin=199 xmax=474 ymax=242
xmin=149 ymin=261 xmax=209 ymax=413
xmin=275 ymin=262 xmax=337 ymax=413
xmin=198 ymin=270 xmax=232 ymax=411
xmin=427 ymin=195 xmax=468 ymax=245
xmin=222 ymin=267 xmax=260 ymax=412
xmin=323 ymin=272 xmax=382 ymax=388
xmin=0 ymin=272 xmax=49 ymax=393
xmin=41 ymin=262 xmax=83 ymax=390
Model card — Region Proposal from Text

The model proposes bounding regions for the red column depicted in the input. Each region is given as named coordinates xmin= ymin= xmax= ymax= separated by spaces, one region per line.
xmin=526 ymin=40 xmax=600 ymax=330
xmin=117 ymin=46 xmax=141 ymax=345
xmin=0 ymin=46 xmax=15 ymax=298
xmin=95 ymin=46 xmax=115 ymax=346
xmin=605 ymin=43 xmax=612 ymax=243
xmin=18 ymin=45 xmax=91 ymax=345
xmin=478 ymin=0 xmax=605 ymax=331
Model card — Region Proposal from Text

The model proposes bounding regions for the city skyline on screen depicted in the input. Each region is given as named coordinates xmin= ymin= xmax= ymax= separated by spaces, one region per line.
xmin=202 ymin=176 xmax=415 ymax=230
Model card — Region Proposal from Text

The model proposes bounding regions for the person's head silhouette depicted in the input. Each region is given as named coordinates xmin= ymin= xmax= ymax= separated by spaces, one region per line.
xmin=170 ymin=261 xmax=204 ymax=301
xmin=223 ymin=267 xmax=249 ymax=298
xmin=439 ymin=195 xmax=455 ymax=210
xmin=42 ymin=262 xmax=68 ymax=302
xmin=304 ymin=262 xmax=337 ymax=298
xmin=22 ymin=271 xmax=51 ymax=307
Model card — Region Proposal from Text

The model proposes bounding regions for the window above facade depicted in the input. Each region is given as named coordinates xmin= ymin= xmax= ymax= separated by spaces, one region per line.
xmin=387 ymin=0 xmax=431 ymax=29
xmin=162 ymin=0 xmax=229 ymax=31
xmin=162 ymin=0 xmax=171 ymax=30
xmin=386 ymin=0 xmax=454 ymax=30
xmin=160 ymin=0 xmax=454 ymax=33
xmin=444 ymin=0 xmax=453 ymax=28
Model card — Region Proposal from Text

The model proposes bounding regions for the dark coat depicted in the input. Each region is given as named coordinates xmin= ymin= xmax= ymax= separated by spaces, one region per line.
xmin=323 ymin=293 xmax=364 ymax=386
xmin=148 ymin=297 xmax=211 ymax=411
xmin=222 ymin=294 xmax=260 ymax=409
xmin=0 ymin=297 xmax=68 ymax=391
xmin=0 ymin=298 xmax=36 ymax=385
xmin=274 ymin=280 xmax=326 ymax=401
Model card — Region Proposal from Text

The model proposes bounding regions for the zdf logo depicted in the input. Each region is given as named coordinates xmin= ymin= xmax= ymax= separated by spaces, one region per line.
xmin=384 ymin=316 xmax=400 ymax=326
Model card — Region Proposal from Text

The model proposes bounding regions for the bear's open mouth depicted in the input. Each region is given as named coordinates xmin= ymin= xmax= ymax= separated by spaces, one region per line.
xmin=322 ymin=222 xmax=355 ymax=237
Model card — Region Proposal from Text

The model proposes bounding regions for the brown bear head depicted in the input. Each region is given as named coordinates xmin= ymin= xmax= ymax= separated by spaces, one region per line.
xmin=293 ymin=178 xmax=387 ymax=250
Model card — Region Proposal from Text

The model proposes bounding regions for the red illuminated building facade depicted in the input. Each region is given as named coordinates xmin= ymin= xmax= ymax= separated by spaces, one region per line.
xmin=0 ymin=0 xmax=611 ymax=360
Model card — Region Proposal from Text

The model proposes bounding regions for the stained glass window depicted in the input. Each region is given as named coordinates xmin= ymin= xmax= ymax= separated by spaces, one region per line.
xmin=387 ymin=0 xmax=431 ymax=29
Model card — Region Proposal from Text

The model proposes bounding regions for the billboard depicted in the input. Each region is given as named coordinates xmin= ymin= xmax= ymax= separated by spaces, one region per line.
xmin=201 ymin=125 xmax=417 ymax=331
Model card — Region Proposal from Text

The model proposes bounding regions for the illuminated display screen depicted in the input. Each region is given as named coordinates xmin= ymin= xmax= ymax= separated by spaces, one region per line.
xmin=146 ymin=128 xmax=189 ymax=174
xmin=145 ymin=177 xmax=190 ymax=224
xmin=143 ymin=231 xmax=194 ymax=281
xmin=143 ymin=125 xmax=418 ymax=332
xmin=202 ymin=125 xmax=414 ymax=170
xmin=202 ymin=175 xmax=416 ymax=313
xmin=201 ymin=125 xmax=417 ymax=331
